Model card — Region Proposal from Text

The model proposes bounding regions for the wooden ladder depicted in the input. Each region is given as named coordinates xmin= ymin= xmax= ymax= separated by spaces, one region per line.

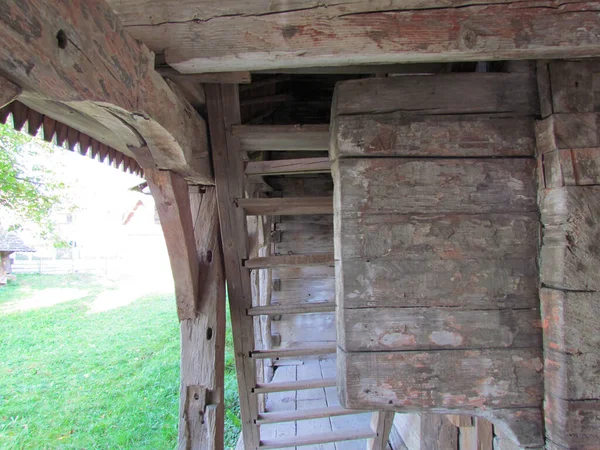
xmin=206 ymin=84 xmax=393 ymax=450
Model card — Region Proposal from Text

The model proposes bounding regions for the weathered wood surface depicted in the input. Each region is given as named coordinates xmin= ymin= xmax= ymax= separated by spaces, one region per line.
xmin=545 ymin=395 xmax=600 ymax=448
xmin=540 ymin=186 xmax=600 ymax=290
xmin=539 ymin=148 xmax=600 ymax=188
xmin=368 ymin=411 xmax=395 ymax=450
xmin=205 ymin=84 xmax=258 ymax=448
xmin=245 ymin=253 xmax=334 ymax=270
xmin=339 ymin=258 xmax=538 ymax=310
xmin=0 ymin=0 xmax=211 ymax=184
xmin=339 ymin=213 xmax=538 ymax=261
xmin=233 ymin=124 xmax=329 ymax=151
xmin=178 ymin=187 xmax=226 ymax=450
xmin=238 ymin=197 xmax=333 ymax=216
xmin=341 ymin=308 xmax=542 ymax=352
xmin=338 ymin=348 xmax=543 ymax=410
xmin=108 ymin=1 xmax=600 ymax=72
xmin=0 ymin=76 xmax=21 ymax=108
xmin=476 ymin=418 xmax=494 ymax=450
xmin=332 ymin=114 xmax=535 ymax=159
xmin=334 ymin=158 xmax=537 ymax=215
xmin=549 ymin=60 xmax=595 ymax=114
xmin=333 ymin=74 xmax=538 ymax=116
xmin=156 ymin=67 xmax=251 ymax=84
xmin=535 ymin=113 xmax=598 ymax=154
xmin=420 ymin=415 xmax=458 ymax=450
xmin=446 ymin=415 xmax=473 ymax=428
xmin=246 ymin=157 xmax=330 ymax=176
xmin=146 ymin=169 xmax=199 ymax=320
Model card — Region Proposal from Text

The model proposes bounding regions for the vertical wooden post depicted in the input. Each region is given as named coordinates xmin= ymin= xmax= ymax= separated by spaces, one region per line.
xmin=368 ymin=411 xmax=395 ymax=450
xmin=146 ymin=170 xmax=226 ymax=449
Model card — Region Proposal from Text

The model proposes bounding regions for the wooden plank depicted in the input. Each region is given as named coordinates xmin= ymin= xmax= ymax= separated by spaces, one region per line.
xmin=259 ymin=428 xmax=376 ymax=449
xmin=248 ymin=302 xmax=335 ymax=316
xmin=544 ymin=395 xmax=600 ymax=448
xmin=246 ymin=253 xmax=334 ymax=270
xmin=334 ymin=158 xmax=537 ymax=215
xmin=0 ymin=76 xmax=21 ymax=108
xmin=338 ymin=213 xmax=539 ymax=261
xmin=549 ymin=60 xmax=595 ymax=113
xmin=232 ymin=124 xmax=330 ymax=151
xmin=341 ymin=308 xmax=542 ymax=352
xmin=238 ymin=197 xmax=333 ymax=216
xmin=420 ymin=415 xmax=458 ymax=450
xmin=178 ymin=187 xmax=226 ymax=450
xmin=251 ymin=344 xmax=336 ymax=359
xmin=156 ymin=66 xmax=251 ymax=84
xmin=253 ymin=377 xmax=336 ymax=394
xmin=246 ymin=157 xmax=330 ymax=176
xmin=146 ymin=169 xmax=198 ymax=320
xmin=476 ymin=418 xmax=494 ymax=450
xmin=540 ymin=186 xmax=600 ymax=290
xmin=256 ymin=406 xmax=356 ymax=425
xmin=534 ymin=113 xmax=598 ymax=154
xmin=0 ymin=0 xmax=211 ymax=183
xmin=333 ymin=73 xmax=538 ymax=116
xmin=338 ymin=348 xmax=544 ymax=411
xmin=110 ymin=2 xmax=600 ymax=72
xmin=459 ymin=426 xmax=477 ymax=450
xmin=368 ymin=411 xmax=395 ymax=450
xmin=338 ymin=258 xmax=539 ymax=309
xmin=332 ymin=114 xmax=535 ymax=159
xmin=446 ymin=415 xmax=474 ymax=428
xmin=205 ymin=83 xmax=259 ymax=448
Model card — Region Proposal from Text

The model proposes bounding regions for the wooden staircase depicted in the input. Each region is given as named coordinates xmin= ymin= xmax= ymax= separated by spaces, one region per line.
xmin=206 ymin=84 xmax=394 ymax=449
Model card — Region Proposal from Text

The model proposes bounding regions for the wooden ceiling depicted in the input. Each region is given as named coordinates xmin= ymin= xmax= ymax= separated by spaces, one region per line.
xmin=106 ymin=0 xmax=600 ymax=74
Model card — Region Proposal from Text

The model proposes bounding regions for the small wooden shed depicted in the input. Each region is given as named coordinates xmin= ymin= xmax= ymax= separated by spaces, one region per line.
xmin=0 ymin=230 xmax=34 ymax=284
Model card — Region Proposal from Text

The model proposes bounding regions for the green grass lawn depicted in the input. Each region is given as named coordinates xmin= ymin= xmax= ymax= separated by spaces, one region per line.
xmin=0 ymin=274 xmax=241 ymax=449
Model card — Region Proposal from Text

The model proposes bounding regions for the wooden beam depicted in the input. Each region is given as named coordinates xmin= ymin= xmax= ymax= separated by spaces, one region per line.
xmin=247 ymin=302 xmax=335 ymax=316
xmin=245 ymin=253 xmax=334 ymax=270
xmin=238 ymin=197 xmax=333 ymax=216
xmin=0 ymin=76 xmax=21 ymax=108
xmin=0 ymin=0 xmax=211 ymax=184
xmin=246 ymin=157 xmax=331 ymax=176
xmin=205 ymin=83 xmax=259 ymax=449
xmin=109 ymin=1 xmax=600 ymax=72
xmin=232 ymin=124 xmax=330 ymax=151
xmin=146 ymin=169 xmax=199 ymax=320
xmin=368 ymin=411 xmax=395 ymax=450
xmin=156 ymin=67 xmax=251 ymax=84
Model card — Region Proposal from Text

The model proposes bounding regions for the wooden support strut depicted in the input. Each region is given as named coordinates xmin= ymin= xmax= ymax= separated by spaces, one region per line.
xmin=146 ymin=171 xmax=226 ymax=449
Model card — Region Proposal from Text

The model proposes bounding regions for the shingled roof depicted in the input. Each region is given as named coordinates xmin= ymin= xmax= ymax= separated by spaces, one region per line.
xmin=0 ymin=230 xmax=35 ymax=253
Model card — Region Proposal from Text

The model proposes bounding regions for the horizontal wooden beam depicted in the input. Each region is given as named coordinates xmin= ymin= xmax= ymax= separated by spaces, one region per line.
xmin=156 ymin=66 xmax=251 ymax=84
xmin=256 ymin=406 xmax=357 ymax=425
xmin=247 ymin=302 xmax=335 ymax=316
xmin=250 ymin=344 xmax=337 ymax=359
xmin=232 ymin=125 xmax=330 ymax=151
xmin=110 ymin=1 xmax=600 ymax=72
xmin=253 ymin=377 xmax=335 ymax=394
xmin=0 ymin=0 xmax=212 ymax=184
xmin=259 ymin=428 xmax=376 ymax=449
xmin=238 ymin=197 xmax=333 ymax=216
xmin=246 ymin=157 xmax=331 ymax=176
xmin=245 ymin=253 xmax=334 ymax=270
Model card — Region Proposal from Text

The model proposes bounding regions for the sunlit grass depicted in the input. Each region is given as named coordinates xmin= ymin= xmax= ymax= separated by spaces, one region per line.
xmin=0 ymin=274 xmax=240 ymax=449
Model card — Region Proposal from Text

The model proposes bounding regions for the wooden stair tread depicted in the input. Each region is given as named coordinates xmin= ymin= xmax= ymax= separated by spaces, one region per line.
xmin=237 ymin=197 xmax=333 ymax=215
xmin=232 ymin=124 xmax=330 ymax=151
xmin=253 ymin=377 xmax=336 ymax=394
xmin=247 ymin=302 xmax=335 ymax=316
xmin=256 ymin=405 xmax=357 ymax=424
xmin=259 ymin=428 xmax=376 ymax=448
xmin=251 ymin=344 xmax=337 ymax=359
xmin=245 ymin=253 xmax=334 ymax=269
xmin=246 ymin=157 xmax=331 ymax=176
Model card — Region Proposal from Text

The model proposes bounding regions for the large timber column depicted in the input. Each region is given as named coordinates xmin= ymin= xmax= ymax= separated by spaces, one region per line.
xmin=146 ymin=170 xmax=226 ymax=450
xmin=536 ymin=60 xmax=600 ymax=449
xmin=331 ymin=72 xmax=544 ymax=447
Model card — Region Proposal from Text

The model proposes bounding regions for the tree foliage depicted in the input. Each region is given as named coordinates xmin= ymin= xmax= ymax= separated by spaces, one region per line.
xmin=0 ymin=122 xmax=72 ymax=243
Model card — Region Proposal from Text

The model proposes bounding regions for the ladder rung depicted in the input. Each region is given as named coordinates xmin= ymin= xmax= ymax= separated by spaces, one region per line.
xmin=246 ymin=157 xmax=331 ymax=176
xmin=259 ymin=428 xmax=377 ymax=449
xmin=248 ymin=302 xmax=335 ymax=316
xmin=245 ymin=253 xmax=334 ymax=270
xmin=237 ymin=197 xmax=333 ymax=216
xmin=256 ymin=406 xmax=357 ymax=425
xmin=251 ymin=344 xmax=337 ymax=359
xmin=253 ymin=377 xmax=336 ymax=394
